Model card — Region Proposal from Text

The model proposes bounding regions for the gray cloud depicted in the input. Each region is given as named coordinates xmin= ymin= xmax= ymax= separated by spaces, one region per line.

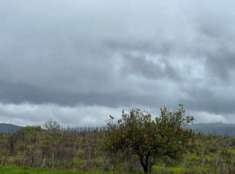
xmin=0 ymin=0 xmax=235 ymax=125
xmin=120 ymin=53 xmax=181 ymax=81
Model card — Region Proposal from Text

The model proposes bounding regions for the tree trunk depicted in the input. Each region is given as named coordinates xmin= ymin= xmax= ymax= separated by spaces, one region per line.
xmin=139 ymin=154 xmax=150 ymax=173
xmin=143 ymin=164 xmax=149 ymax=173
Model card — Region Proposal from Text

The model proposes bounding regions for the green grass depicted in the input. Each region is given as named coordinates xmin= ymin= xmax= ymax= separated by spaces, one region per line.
xmin=0 ymin=166 xmax=112 ymax=174
xmin=152 ymin=165 xmax=189 ymax=174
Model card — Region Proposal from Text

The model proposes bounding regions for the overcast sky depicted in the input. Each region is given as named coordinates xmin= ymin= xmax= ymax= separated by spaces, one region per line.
xmin=0 ymin=0 xmax=235 ymax=126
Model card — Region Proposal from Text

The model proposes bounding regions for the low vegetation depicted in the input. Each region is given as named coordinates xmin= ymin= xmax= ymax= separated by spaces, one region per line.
xmin=0 ymin=105 xmax=234 ymax=174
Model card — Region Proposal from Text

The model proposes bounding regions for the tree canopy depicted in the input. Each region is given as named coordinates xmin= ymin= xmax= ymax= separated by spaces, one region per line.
xmin=104 ymin=105 xmax=194 ymax=173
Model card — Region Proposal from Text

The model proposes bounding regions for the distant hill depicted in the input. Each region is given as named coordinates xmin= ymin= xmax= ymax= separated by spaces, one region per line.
xmin=0 ymin=123 xmax=22 ymax=133
xmin=0 ymin=122 xmax=234 ymax=136
xmin=189 ymin=123 xmax=235 ymax=136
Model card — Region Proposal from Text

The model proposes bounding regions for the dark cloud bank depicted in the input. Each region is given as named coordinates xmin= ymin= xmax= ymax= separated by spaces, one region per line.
xmin=0 ymin=0 xmax=235 ymax=126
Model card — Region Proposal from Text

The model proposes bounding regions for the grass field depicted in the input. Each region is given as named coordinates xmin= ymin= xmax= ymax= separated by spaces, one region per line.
xmin=0 ymin=164 xmax=233 ymax=174
xmin=0 ymin=165 xmax=198 ymax=174
xmin=0 ymin=166 xmax=113 ymax=174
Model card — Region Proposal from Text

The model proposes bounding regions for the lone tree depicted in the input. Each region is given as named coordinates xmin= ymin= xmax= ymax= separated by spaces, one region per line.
xmin=104 ymin=105 xmax=194 ymax=173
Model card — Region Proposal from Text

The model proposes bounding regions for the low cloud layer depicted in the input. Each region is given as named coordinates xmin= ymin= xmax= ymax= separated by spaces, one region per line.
xmin=0 ymin=103 xmax=123 ymax=127
xmin=0 ymin=0 xmax=235 ymax=126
